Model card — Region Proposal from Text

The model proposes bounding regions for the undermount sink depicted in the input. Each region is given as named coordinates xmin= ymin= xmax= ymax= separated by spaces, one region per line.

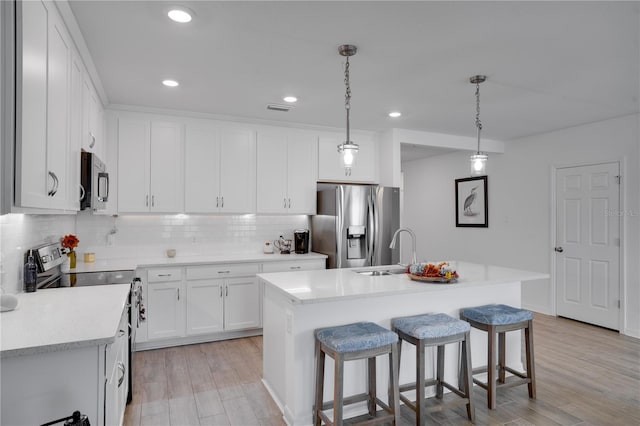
xmin=355 ymin=266 xmax=407 ymax=276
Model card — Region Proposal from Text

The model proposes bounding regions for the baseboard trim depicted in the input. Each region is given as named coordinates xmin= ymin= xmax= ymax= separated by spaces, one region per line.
xmin=134 ymin=328 xmax=262 ymax=351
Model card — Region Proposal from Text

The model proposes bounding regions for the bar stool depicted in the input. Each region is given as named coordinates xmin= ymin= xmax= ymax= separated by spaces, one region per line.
xmin=314 ymin=321 xmax=400 ymax=426
xmin=460 ymin=304 xmax=536 ymax=409
xmin=391 ymin=313 xmax=475 ymax=426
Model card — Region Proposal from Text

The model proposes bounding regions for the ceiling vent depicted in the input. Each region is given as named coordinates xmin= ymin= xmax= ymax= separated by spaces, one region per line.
xmin=266 ymin=104 xmax=293 ymax=112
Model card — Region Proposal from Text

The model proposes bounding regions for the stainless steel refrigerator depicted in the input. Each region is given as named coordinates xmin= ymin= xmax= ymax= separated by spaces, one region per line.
xmin=311 ymin=184 xmax=400 ymax=269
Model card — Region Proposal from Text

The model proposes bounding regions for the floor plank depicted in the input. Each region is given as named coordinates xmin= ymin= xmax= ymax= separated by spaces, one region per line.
xmin=125 ymin=313 xmax=640 ymax=425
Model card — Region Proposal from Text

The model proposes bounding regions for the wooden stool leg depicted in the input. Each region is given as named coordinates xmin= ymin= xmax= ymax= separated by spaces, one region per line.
xmin=525 ymin=320 xmax=537 ymax=399
xmin=314 ymin=341 xmax=325 ymax=426
xmin=487 ymin=325 xmax=497 ymax=410
xmin=334 ymin=354 xmax=344 ymax=426
xmin=390 ymin=343 xmax=400 ymax=426
xmin=367 ymin=356 xmax=377 ymax=416
xmin=498 ymin=331 xmax=506 ymax=383
xmin=416 ymin=340 xmax=426 ymax=426
xmin=436 ymin=345 xmax=445 ymax=399
xmin=462 ymin=333 xmax=475 ymax=423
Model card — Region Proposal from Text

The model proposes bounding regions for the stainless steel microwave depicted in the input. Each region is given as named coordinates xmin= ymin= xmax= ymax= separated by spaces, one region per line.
xmin=81 ymin=152 xmax=109 ymax=211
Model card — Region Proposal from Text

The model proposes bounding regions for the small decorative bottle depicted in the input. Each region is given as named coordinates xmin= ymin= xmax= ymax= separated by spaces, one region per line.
xmin=24 ymin=250 xmax=37 ymax=292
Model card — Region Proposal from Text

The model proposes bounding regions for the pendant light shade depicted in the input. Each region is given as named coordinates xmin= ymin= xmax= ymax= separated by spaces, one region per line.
xmin=337 ymin=44 xmax=358 ymax=175
xmin=469 ymin=75 xmax=487 ymax=176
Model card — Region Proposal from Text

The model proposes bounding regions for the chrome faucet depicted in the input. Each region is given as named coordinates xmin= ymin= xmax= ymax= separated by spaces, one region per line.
xmin=389 ymin=228 xmax=418 ymax=266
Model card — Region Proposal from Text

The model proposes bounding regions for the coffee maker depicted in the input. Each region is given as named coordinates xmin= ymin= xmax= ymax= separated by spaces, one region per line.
xmin=294 ymin=229 xmax=310 ymax=254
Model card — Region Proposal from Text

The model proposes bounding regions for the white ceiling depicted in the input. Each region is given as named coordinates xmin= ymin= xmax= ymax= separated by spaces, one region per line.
xmin=68 ymin=1 xmax=639 ymax=142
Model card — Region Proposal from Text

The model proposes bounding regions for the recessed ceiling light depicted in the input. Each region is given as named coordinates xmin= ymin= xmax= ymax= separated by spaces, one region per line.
xmin=283 ymin=96 xmax=298 ymax=103
xmin=168 ymin=7 xmax=193 ymax=23
xmin=162 ymin=79 xmax=179 ymax=87
xmin=388 ymin=111 xmax=402 ymax=118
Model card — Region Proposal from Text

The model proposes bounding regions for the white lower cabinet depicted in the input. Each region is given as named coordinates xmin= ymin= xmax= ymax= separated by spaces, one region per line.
xmin=185 ymin=278 xmax=224 ymax=335
xmin=224 ymin=277 xmax=261 ymax=330
xmin=105 ymin=307 xmax=129 ymax=426
xmin=146 ymin=268 xmax=184 ymax=340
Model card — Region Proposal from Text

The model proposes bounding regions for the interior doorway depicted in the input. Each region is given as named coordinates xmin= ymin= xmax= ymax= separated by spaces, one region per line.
xmin=555 ymin=162 xmax=621 ymax=330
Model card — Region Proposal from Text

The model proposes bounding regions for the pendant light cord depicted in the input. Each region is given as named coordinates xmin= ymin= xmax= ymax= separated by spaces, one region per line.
xmin=475 ymin=81 xmax=482 ymax=154
xmin=345 ymin=56 xmax=351 ymax=143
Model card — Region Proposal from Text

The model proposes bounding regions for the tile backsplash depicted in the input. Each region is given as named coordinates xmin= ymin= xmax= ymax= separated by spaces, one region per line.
xmin=1 ymin=212 xmax=310 ymax=294
xmin=0 ymin=214 xmax=76 ymax=294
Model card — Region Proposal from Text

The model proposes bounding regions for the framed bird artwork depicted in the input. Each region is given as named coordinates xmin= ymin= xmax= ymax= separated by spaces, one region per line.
xmin=455 ymin=176 xmax=488 ymax=227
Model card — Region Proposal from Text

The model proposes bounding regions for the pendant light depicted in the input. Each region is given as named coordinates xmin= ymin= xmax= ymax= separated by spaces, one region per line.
xmin=337 ymin=44 xmax=358 ymax=175
xmin=469 ymin=75 xmax=488 ymax=176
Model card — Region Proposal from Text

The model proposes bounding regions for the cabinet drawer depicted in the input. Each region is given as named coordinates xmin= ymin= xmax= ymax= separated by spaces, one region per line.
xmin=186 ymin=264 xmax=260 ymax=280
xmin=262 ymin=259 xmax=325 ymax=273
xmin=148 ymin=268 xmax=182 ymax=282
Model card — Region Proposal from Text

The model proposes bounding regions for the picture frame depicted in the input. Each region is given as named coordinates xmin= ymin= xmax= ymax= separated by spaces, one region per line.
xmin=455 ymin=176 xmax=488 ymax=227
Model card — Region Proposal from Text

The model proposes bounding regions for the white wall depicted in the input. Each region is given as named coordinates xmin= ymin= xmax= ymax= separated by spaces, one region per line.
xmin=402 ymin=114 xmax=640 ymax=337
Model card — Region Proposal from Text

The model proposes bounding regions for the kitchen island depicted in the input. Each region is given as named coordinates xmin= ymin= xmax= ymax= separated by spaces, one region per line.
xmin=258 ymin=261 xmax=548 ymax=426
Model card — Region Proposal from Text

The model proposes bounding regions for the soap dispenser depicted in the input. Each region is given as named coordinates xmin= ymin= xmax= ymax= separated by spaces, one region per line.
xmin=24 ymin=250 xmax=37 ymax=293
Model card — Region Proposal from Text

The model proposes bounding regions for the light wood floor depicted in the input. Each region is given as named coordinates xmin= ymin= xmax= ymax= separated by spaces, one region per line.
xmin=124 ymin=314 xmax=640 ymax=426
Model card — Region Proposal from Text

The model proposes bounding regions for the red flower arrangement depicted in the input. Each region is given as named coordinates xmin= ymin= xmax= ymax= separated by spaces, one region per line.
xmin=61 ymin=234 xmax=80 ymax=250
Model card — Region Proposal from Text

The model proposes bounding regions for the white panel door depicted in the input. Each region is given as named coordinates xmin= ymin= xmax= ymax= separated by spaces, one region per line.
xmin=286 ymin=132 xmax=317 ymax=214
xmin=257 ymin=132 xmax=288 ymax=213
xmin=150 ymin=121 xmax=183 ymax=212
xmin=184 ymin=125 xmax=220 ymax=212
xmin=556 ymin=162 xmax=620 ymax=330
xmin=186 ymin=279 xmax=224 ymax=335
xmin=219 ymin=128 xmax=255 ymax=213
xmin=147 ymin=281 xmax=184 ymax=340
xmin=117 ymin=118 xmax=150 ymax=212
xmin=224 ymin=277 xmax=260 ymax=331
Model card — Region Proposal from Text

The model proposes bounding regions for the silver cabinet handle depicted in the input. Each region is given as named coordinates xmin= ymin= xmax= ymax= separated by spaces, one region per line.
xmin=219 ymin=286 xmax=223 ymax=297
xmin=225 ymin=285 xmax=228 ymax=297
xmin=118 ymin=329 xmax=126 ymax=337
xmin=221 ymin=196 xmax=224 ymax=208
xmin=48 ymin=171 xmax=59 ymax=196
xmin=79 ymin=184 xmax=85 ymax=202
xmin=89 ymin=131 xmax=96 ymax=148
xmin=290 ymin=266 xmax=301 ymax=270
xmin=217 ymin=270 xmax=230 ymax=274
xmin=216 ymin=196 xmax=219 ymax=208
xmin=554 ymin=247 xmax=564 ymax=253
xmin=146 ymin=195 xmax=149 ymax=207
xmin=152 ymin=195 xmax=155 ymax=207
xmin=288 ymin=198 xmax=291 ymax=208
xmin=157 ymin=274 xmax=172 ymax=277
xmin=284 ymin=198 xmax=287 ymax=208
xmin=176 ymin=288 xmax=180 ymax=300
xmin=117 ymin=362 xmax=126 ymax=387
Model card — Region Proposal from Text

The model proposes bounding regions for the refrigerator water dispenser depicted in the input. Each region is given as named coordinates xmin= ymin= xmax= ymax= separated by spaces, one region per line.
xmin=347 ymin=225 xmax=366 ymax=259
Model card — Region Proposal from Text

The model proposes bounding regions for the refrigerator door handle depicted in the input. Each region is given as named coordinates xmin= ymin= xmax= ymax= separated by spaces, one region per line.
xmin=367 ymin=189 xmax=376 ymax=266
xmin=337 ymin=185 xmax=345 ymax=269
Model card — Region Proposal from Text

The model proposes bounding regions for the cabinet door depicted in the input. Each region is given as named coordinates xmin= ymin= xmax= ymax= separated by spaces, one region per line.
xmin=256 ymin=132 xmax=288 ymax=213
xmin=150 ymin=121 xmax=183 ymax=212
xmin=219 ymin=128 xmax=255 ymax=213
xmin=118 ymin=118 xmax=150 ymax=212
xmin=67 ymin=50 xmax=83 ymax=211
xmin=15 ymin=0 xmax=49 ymax=208
xmin=147 ymin=281 xmax=184 ymax=340
xmin=186 ymin=279 xmax=224 ymax=335
xmin=45 ymin=10 xmax=70 ymax=209
xmin=82 ymin=79 xmax=100 ymax=154
xmin=287 ymin=133 xmax=317 ymax=214
xmin=318 ymin=135 xmax=377 ymax=183
xmin=224 ymin=277 xmax=260 ymax=331
xmin=185 ymin=125 xmax=220 ymax=212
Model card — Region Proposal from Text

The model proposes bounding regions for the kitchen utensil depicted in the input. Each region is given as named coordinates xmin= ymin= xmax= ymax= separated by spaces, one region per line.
xmin=274 ymin=236 xmax=292 ymax=254
xmin=166 ymin=249 xmax=176 ymax=258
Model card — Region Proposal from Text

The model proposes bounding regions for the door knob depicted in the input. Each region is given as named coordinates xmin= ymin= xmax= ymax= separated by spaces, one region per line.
xmin=554 ymin=247 xmax=564 ymax=253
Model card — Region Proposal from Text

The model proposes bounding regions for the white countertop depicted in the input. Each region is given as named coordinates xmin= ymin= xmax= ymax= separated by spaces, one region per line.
xmin=258 ymin=261 xmax=549 ymax=304
xmin=0 ymin=285 xmax=130 ymax=358
xmin=64 ymin=251 xmax=327 ymax=273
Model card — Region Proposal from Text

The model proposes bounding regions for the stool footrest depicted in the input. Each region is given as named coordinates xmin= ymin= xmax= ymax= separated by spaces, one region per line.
xmin=321 ymin=392 xmax=369 ymax=410
xmin=319 ymin=395 xmax=396 ymax=426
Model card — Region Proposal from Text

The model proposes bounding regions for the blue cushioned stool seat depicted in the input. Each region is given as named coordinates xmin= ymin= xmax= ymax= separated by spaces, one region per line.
xmin=315 ymin=321 xmax=398 ymax=353
xmin=461 ymin=304 xmax=533 ymax=325
xmin=393 ymin=313 xmax=470 ymax=339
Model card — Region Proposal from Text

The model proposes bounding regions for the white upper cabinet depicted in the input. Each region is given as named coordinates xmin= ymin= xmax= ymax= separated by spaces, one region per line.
xmin=185 ymin=125 xmax=255 ymax=214
xmin=67 ymin=49 xmax=84 ymax=211
xmin=82 ymin=77 xmax=104 ymax=160
xmin=15 ymin=0 xmax=74 ymax=210
xmin=117 ymin=117 xmax=184 ymax=213
xmin=256 ymin=129 xmax=317 ymax=214
xmin=318 ymin=133 xmax=378 ymax=183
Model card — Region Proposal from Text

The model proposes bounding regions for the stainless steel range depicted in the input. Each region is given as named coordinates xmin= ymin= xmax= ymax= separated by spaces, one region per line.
xmin=30 ymin=242 xmax=140 ymax=404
